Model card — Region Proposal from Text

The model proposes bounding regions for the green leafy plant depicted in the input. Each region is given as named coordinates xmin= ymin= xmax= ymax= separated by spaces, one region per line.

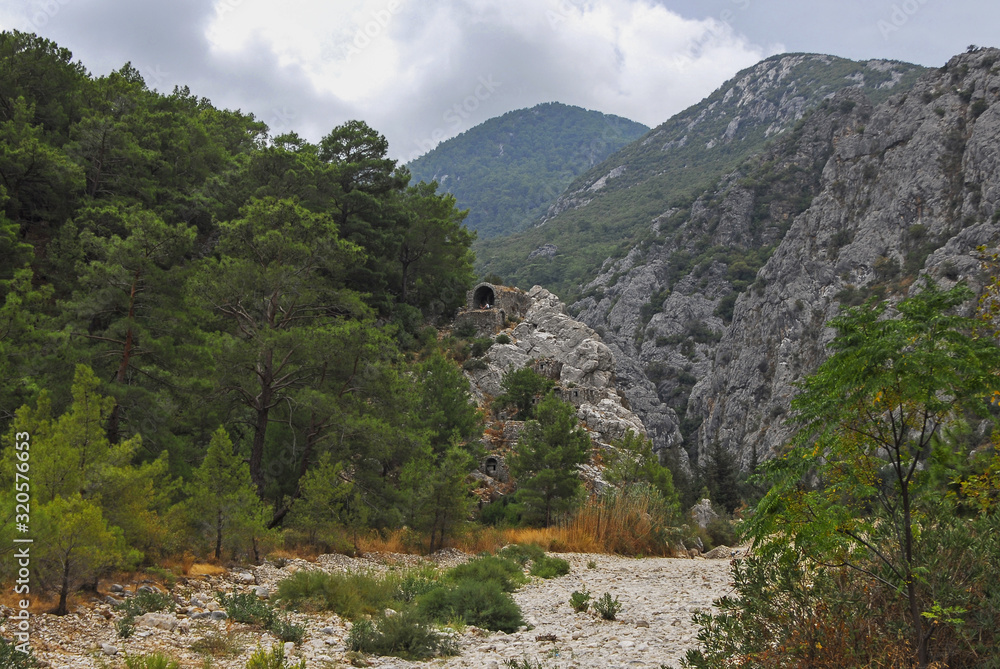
xmin=569 ymin=590 xmax=591 ymax=613
xmin=446 ymin=554 xmax=527 ymax=592
xmin=347 ymin=609 xmax=457 ymax=660
xmin=418 ymin=579 xmax=525 ymax=632
xmin=124 ymin=653 xmax=182 ymax=669
xmin=0 ymin=637 xmax=39 ymax=668
xmin=594 ymin=592 xmax=622 ymax=620
xmin=244 ymin=644 xmax=306 ymax=669
xmin=529 ymin=555 xmax=570 ymax=579
xmin=497 ymin=543 xmax=545 ymax=565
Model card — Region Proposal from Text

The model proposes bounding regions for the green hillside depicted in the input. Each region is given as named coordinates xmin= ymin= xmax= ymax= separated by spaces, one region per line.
xmin=475 ymin=54 xmax=927 ymax=298
xmin=407 ymin=102 xmax=648 ymax=239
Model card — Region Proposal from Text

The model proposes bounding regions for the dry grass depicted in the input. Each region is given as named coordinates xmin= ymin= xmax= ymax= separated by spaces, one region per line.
xmin=187 ymin=563 xmax=227 ymax=576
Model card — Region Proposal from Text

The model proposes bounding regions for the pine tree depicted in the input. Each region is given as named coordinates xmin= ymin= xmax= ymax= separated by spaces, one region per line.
xmin=185 ymin=426 xmax=274 ymax=561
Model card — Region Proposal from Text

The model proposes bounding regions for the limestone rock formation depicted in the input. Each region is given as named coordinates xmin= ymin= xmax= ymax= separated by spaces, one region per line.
xmin=464 ymin=285 xmax=646 ymax=451
xmin=572 ymin=48 xmax=1000 ymax=469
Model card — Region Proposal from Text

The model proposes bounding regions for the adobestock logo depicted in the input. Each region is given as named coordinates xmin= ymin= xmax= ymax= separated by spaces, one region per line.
xmin=407 ymin=75 xmax=502 ymax=161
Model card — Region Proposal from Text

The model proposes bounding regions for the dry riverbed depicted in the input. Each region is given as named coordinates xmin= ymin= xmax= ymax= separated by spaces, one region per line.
xmin=7 ymin=550 xmax=738 ymax=668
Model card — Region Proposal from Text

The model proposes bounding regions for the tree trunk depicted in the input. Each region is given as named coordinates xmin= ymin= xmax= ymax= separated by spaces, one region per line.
xmin=249 ymin=349 xmax=274 ymax=495
xmin=215 ymin=510 xmax=223 ymax=561
xmin=107 ymin=267 xmax=141 ymax=444
xmin=57 ymin=559 xmax=71 ymax=616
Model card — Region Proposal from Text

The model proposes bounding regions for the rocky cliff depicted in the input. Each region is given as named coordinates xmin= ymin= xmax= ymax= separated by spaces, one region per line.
xmin=571 ymin=48 xmax=1000 ymax=469
xmin=464 ymin=285 xmax=646 ymax=451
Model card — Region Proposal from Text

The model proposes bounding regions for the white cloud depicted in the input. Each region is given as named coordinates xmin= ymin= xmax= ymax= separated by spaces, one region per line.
xmin=202 ymin=0 xmax=776 ymax=158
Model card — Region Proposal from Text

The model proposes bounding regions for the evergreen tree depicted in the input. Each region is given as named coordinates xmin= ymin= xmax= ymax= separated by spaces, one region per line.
xmin=34 ymin=493 xmax=135 ymax=615
xmin=511 ymin=394 xmax=591 ymax=526
xmin=185 ymin=426 xmax=273 ymax=561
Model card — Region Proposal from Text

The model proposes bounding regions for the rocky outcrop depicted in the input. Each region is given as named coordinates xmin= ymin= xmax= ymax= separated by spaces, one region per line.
xmin=465 ymin=285 xmax=646 ymax=450
xmin=572 ymin=48 xmax=1000 ymax=469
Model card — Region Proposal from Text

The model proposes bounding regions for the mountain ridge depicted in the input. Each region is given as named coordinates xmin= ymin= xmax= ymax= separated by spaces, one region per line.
xmin=407 ymin=101 xmax=648 ymax=239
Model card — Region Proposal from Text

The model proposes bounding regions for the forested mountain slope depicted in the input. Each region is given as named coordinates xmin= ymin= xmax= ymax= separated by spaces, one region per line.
xmin=407 ymin=102 xmax=648 ymax=239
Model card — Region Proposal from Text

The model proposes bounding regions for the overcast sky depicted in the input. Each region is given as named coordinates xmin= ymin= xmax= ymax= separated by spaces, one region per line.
xmin=2 ymin=0 xmax=997 ymax=161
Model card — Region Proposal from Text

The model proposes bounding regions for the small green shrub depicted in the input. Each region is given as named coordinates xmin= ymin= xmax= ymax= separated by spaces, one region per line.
xmin=115 ymin=589 xmax=174 ymax=639
xmin=348 ymin=609 xmax=457 ymax=660
xmin=116 ymin=589 xmax=174 ymax=618
xmin=495 ymin=333 xmax=511 ymax=345
xmin=190 ymin=629 xmax=243 ymax=657
xmin=244 ymin=644 xmax=306 ymax=669
xmin=116 ymin=616 xmax=136 ymax=638
xmin=504 ymin=658 xmax=547 ymax=669
xmin=218 ymin=591 xmax=276 ymax=627
xmin=497 ymin=543 xmax=545 ymax=565
xmin=569 ymin=590 xmax=591 ymax=613
xmin=269 ymin=617 xmax=305 ymax=644
xmin=0 ymin=638 xmax=38 ymax=668
xmin=594 ymin=592 xmax=622 ymax=620
xmin=453 ymin=322 xmax=477 ymax=339
xmin=275 ymin=569 xmax=399 ymax=619
xmin=587 ymin=560 xmax=597 ymax=570
xmin=395 ymin=569 xmax=439 ymax=603
xmin=462 ymin=358 xmax=488 ymax=371
xmin=418 ymin=580 xmax=525 ymax=632
xmin=530 ymin=555 xmax=570 ymax=579
xmin=447 ymin=555 xmax=526 ymax=592
xmin=124 ymin=653 xmax=181 ymax=669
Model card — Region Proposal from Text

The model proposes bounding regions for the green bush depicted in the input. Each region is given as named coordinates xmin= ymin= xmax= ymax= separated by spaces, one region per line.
xmin=529 ymin=555 xmax=570 ymax=579
xmin=116 ymin=589 xmax=174 ymax=618
xmin=244 ymin=644 xmax=306 ymax=669
xmin=218 ymin=591 xmax=276 ymax=627
xmin=418 ymin=580 xmax=525 ymax=632
xmin=348 ymin=609 xmax=458 ymax=660
xmin=594 ymin=592 xmax=622 ymax=620
xmin=0 ymin=638 xmax=38 ymax=668
xmin=495 ymin=333 xmax=511 ymax=345
xmin=447 ymin=554 xmax=526 ymax=592
xmin=497 ymin=543 xmax=545 ymax=565
xmin=470 ymin=337 xmax=494 ymax=357
xmin=124 ymin=653 xmax=181 ymax=669
xmin=275 ymin=569 xmax=398 ymax=619
xmin=569 ymin=590 xmax=591 ymax=613
xmin=217 ymin=591 xmax=303 ymax=643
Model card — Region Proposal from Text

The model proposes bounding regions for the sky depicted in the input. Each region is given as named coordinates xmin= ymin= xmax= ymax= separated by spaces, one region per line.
xmin=2 ymin=0 xmax=998 ymax=161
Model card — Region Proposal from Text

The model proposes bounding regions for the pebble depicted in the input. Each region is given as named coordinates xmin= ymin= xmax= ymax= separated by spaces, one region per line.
xmin=101 ymin=643 xmax=118 ymax=656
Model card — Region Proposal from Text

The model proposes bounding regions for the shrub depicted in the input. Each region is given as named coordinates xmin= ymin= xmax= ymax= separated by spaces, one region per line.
xmin=190 ymin=629 xmax=243 ymax=658
xmin=495 ymin=333 xmax=511 ymax=345
xmin=218 ymin=591 xmax=303 ymax=643
xmin=497 ymin=543 xmax=545 ymax=565
xmin=0 ymin=638 xmax=38 ymax=668
xmin=569 ymin=590 xmax=591 ymax=613
xmin=244 ymin=644 xmax=306 ymax=669
xmin=447 ymin=554 xmax=526 ymax=592
xmin=275 ymin=569 xmax=398 ymax=619
xmin=116 ymin=589 xmax=174 ymax=618
xmin=115 ymin=589 xmax=174 ymax=638
xmin=347 ymin=609 xmax=457 ymax=660
xmin=419 ymin=580 xmax=525 ymax=632
xmin=124 ymin=653 xmax=181 ymax=669
xmin=594 ymin=592 xmax=622 ymax=620
xmin=218 ymin=591 xmax=276 ymax=627
xmin=530 ymin=555 xmax=570 ymax=579
xmin=470 ymin=337 xmax=494 ymax=357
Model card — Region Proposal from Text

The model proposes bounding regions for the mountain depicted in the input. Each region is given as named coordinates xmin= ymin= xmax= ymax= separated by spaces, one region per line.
xmin=475 ymin=54 xmax=928 ymax=297
xmin=569 ymin=47 xmax=1000 ymax=470
xmin=406 ymin=102 xmax=648 ymax=239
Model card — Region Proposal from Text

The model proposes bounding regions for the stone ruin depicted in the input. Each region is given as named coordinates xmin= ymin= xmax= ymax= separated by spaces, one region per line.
xmin=453 ymin=282 xmax=532 ymax=336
